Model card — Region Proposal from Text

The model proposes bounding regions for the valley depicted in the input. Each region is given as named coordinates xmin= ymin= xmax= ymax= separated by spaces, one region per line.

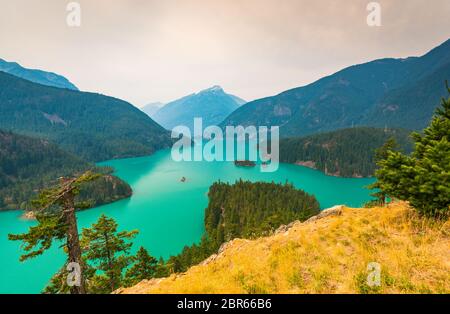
xmin=0 ymin=149 xmax=374 ymax=293
xmin=0 ymin=35 xmax=448 ymax=296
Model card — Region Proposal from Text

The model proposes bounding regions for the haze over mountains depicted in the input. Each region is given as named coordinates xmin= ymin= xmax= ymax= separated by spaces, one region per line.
xmin=141 ymin=102 xmax=165 ymax=118
xmin=221 ymin=39 xmax=450 ymax=137
xmin=0 ymin=38 xmax=448 ymax=162
xmin=151 ymin=86 xmax=246 ymax=130
xmin=0 ymin=71 xmax=170 ymax=161
xmin=0 ymin=58 xmax=78 ymax=91
xmin=0 ymin=63 xmax=167 ymax=211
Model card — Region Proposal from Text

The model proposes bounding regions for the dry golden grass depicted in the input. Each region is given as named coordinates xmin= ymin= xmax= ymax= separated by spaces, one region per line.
xmin=119 ymin=202 xmax=450 ymax=294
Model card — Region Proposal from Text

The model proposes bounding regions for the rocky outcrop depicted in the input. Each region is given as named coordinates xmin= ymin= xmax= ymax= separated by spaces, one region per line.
xmin=295 ymin=161 xmax=317 ymax=169
xmin=20 ymin=211 xmax=36 ymax=220
xmin=304 ymin=205 xmax=344 ymax=222
xmin=274 ymin=205 xmax=344 ymax=234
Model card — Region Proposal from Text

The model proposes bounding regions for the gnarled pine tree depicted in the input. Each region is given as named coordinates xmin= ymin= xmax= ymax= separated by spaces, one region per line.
xmin=8 ymin=171 xmax=100 ymax=294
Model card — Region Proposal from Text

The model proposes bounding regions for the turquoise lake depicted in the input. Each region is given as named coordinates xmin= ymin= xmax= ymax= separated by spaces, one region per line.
xmin=0 ymin=149 xmax=375 ymax=293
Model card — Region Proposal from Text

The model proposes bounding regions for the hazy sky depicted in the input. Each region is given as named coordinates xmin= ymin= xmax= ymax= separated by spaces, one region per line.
xmin=0 ymin=0 xmax=449 ymax=106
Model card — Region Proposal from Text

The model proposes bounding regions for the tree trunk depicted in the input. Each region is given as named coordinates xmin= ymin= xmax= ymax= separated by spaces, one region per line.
xmin=104 ymin=231 xmax=116 ymax=292
xmin=64 ymin=192 xmax=86 ymax=294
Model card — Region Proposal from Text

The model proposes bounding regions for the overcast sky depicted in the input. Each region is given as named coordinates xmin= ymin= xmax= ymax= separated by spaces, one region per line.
xmin=0 ymin=0 xmax=449 ymax=106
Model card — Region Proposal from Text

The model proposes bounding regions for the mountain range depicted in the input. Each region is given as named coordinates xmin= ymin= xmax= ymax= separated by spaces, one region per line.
xmin=141 ymin=102 xmax=165 ymax=118
xmin=0 ymin=58 xmax=78 ymax=91
xmin=0 ymin=71 xmax=171 ymax=161
xmin=1 ymin=39 xmax=449 ymax=167
xmin=152 ymin=86 xmax=246 ymax=130
xmin=221 ymin=39 xmax=450 ymax=136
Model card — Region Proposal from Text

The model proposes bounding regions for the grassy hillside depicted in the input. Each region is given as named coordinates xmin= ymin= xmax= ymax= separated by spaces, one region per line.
xmin=0 ymin=71 xmax=170 ymax=161
xmin=118 ymin=202 xmax=449 ymax=294
xmin=279 ymin=127 xmax=413 ymax=177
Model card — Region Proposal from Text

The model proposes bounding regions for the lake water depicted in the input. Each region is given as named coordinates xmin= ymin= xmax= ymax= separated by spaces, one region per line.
xmin=0 ymin=149 xmax=374 ymax=293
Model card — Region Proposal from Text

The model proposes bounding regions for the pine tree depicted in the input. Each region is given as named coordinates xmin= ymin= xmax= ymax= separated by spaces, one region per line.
xmin=164 ymin=180 xmax=320 ymax=272
xmin=80 ymin=214 xmax=138 ymax=292
xmin=367 ymin=137 xmax=399 ymax=206
xmin=374 ymin=83 xmax=450 ymax=217
xmin=124 ymin=246 xmax=158 ymax=286
xmin=8 ymin=171 xmax=100 ymax=294
xmin=155 ymin=257 xmax=169 ymax=278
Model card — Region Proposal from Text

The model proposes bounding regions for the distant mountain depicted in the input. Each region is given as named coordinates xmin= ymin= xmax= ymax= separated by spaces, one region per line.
xmin=153 ymin=86 xmax=246 ymax=130
xmin=279 ymin=127 xmax=413 ymax=178
xmin=0 ymin=71 xmax=171 ymax=161
xmin=0 ymin=58 xmax=78 ymax=90
xmin=0 ymin=130 xmax=131 ymax=211
xmin=228 ymin=94 xmax=247 ymax=106
xmin=221 ymin=39 xmax=450 ymax=136
xmin=141 ymin=102 xmax=165 ymax=118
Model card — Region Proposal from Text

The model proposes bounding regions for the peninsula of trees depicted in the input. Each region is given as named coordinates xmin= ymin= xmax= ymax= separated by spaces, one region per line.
xmin=279 ymin=127 xmax=412 ymax=177
xmin=0 ymin=130 xmax=131 ymax=211
xmin=166 ymin=180 xmax=320 ymax=273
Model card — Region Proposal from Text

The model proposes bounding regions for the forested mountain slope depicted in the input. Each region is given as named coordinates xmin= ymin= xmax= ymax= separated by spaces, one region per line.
xmin=0 ymin=130 xmax=131 ymax=211
xmin=279 ymin=127 xmax=413 ymax=177
xmin=0 ymin=71 xmax=171 ymax=161
xmin=362 ymin=62 xmax=450 ymax=129
xmin=221 ymin=39 xmax=450 ymax=136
